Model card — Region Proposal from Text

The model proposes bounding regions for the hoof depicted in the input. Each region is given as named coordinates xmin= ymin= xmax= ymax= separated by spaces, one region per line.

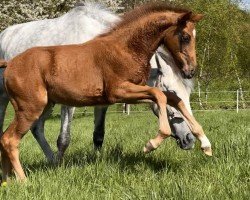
xmin=1 ymin=181 xmax=7 ymax=187
xmin=202 ymin=147 xmax=212 ymax=156
xmin=143 ymin=140 xmax=157 ymax=154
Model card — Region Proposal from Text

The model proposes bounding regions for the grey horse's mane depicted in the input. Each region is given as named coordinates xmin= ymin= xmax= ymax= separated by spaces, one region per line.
xmin=156 ymin=47 xmax=194 ymax=94
xmin=182 ymin=77 xmax=194 ymax=92
xmin=74 ymin=1 xmax=111 ymax=13
xmin=0 ymin=1 xmax=119 ymax=60
xmin=75 ymin=1 xmax=108 ymax=9
xmin=70 ymin=1 xmax=120 ymax=27
xmin=75 ymin=1 xmax=86 ymax=7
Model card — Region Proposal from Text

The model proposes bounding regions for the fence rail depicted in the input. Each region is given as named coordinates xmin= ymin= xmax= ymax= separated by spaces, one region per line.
xmin=120 ymin=90 xmax=250 ymax=114
xmin=189 ymin=90 xmax=249 ymax=113
xmin=3 ymin=90 xmax=250 ymax=122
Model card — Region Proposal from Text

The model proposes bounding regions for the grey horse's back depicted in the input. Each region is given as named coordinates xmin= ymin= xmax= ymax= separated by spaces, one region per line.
xmin=0 ymin=2 xmax=119 ymax=61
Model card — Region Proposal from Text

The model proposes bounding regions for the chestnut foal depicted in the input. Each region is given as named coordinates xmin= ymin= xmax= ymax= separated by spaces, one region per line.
xmin=1 ymin=4 xmax=211 ymax=182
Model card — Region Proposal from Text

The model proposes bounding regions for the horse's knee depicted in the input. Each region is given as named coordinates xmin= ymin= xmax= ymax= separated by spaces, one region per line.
xmin=1 ymin=128 xmax=20 ymax=153
xmin=31 ymin=120 xmax=42 ymax=136
xmin=156 ymin=92 xmax=167 ymax=105
xmin=159 ymin=127 xmax=172 ymax=138
xmin=30 ymin=104 xmax=52 ymax=139
xmin=57 ymin=133 xmax=70 ymax=150
xmin=150 ymin=88 xmax=167 ymax=104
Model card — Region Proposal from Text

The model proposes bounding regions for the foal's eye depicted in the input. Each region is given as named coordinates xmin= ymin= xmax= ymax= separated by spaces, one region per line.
xmin=181 ymin=34 xmax=191 ymax=43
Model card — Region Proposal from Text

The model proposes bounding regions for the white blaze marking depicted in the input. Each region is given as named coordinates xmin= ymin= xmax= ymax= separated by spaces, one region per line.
xmin=193 ymin=29 xmax=196 ymax=38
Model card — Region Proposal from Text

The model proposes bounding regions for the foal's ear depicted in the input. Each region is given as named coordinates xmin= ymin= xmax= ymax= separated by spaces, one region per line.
xmin=177 ymin=12 xmax=193 ymax=26
xmin=190 ymin=14 xmax=203 ymax=22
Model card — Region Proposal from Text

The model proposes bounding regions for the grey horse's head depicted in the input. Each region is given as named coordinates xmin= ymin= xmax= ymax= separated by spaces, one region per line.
xmin=151 ymin=103 xmax=195 ymax=150
xmin=167 ymin=106 xmax=195 ymax=150
xmin=148 ymin=48 xmax=196 ymax=150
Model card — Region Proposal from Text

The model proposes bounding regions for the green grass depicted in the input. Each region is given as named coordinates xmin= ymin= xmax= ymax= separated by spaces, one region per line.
xmin=1 ymin=108 xmax=250 ymax=200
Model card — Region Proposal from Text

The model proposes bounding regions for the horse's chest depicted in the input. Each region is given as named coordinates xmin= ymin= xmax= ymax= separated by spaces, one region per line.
xmin=130 ymin=64 xmax=151 ymax=85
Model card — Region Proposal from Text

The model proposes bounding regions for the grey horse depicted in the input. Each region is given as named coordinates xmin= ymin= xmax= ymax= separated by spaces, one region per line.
xmin=0 ymin=2 xmax=195 ymax=163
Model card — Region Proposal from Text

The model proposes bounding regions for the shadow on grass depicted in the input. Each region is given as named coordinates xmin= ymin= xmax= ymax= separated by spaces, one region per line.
xmin=48 ymin=113 xmax=93 ymax=120
xmin=21 ymin=144 xmax=183 ymax=176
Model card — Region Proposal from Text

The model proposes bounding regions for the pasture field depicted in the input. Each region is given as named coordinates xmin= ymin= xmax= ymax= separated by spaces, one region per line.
xmin=0 ymin=106 xmax=249 ymax=200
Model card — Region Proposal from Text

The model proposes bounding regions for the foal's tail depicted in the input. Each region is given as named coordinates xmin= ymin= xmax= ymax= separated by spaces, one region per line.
xmin=0 ymin=59 xmax=7 ymax=68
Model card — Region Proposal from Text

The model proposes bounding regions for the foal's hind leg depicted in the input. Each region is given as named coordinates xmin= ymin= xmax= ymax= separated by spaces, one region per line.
xmin=31 ymin=103 xmax=55 ymax=163
xmin=1 ymin=98 xmax=48 ymax=181
xmin=111 ymin=82 xmax=171 ymax=152
xmin=56 ymin=105 xmax=75 ymax=162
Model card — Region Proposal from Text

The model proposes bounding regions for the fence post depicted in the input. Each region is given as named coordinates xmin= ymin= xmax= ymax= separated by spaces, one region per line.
xmin=126 ymin=104 xmax=130 ymax=115
xmin=236 ymin=89 xmax=239 ymax=113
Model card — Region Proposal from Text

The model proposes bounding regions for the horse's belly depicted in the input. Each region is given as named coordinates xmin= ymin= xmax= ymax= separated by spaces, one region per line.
xmin=46 ymin=68 xmax=107 ymax=106
xmin=48 ymin=83 xmax=106 ymax=106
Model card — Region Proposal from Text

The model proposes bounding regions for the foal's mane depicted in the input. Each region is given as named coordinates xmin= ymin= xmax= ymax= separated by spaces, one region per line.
xmin=115 ymin=2 xmax=190 ymax=30
xmin=98 ymin=2 xmax=190 ymax=37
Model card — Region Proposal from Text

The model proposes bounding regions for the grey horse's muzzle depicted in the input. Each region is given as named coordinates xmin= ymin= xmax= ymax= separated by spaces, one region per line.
xmin=168 ymin=106 xmax=196 ymax=150
xmin=151 ymin=103 xmax=196 ymax=150
xmin=170 ymin=118 xmax=196 ymax=150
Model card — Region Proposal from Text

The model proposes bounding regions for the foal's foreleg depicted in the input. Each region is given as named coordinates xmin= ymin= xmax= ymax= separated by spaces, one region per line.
xmin=112 ymin=83 xmax=171 ymax=153
xmin=164 ymin=91 xmax=212 ymax=156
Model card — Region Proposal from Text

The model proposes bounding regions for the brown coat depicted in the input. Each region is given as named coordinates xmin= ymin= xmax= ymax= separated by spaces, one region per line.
xmin=0 ymin=3 xmax=212 ymax=183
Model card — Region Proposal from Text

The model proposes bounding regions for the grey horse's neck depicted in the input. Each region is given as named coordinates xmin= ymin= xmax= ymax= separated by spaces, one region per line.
xmin=156 ymin=46 xmax=194 ymax=95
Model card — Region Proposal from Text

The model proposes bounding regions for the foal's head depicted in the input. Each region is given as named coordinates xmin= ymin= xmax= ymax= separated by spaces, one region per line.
xmin=163 ymin=12 xmax=203 ymax=79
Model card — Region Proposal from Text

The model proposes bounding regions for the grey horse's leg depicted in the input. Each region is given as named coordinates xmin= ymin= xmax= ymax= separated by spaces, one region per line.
xmin=151 ymin=103 xmax=195 ymax=150
xmin=93 ymin=106 xmax=109 ymax=149
xmin=0 ymin=95 xmax=9 ymax=138
xmin=56 ymin=105 xmax=75 ymax=162
xmin=30 ymin=103 xmax=55 ymax=163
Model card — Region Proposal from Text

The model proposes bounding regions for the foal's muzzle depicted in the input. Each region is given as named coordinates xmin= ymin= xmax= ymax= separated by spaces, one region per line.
xmin=181 ymin=68 xmax=196 ymax=79
xmin=178 ymin=58 xmax=197 ymax=79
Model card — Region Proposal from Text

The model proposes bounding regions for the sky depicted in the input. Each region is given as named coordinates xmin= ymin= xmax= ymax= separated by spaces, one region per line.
xmin=240 ymin=0 xmax=250 ymax=10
